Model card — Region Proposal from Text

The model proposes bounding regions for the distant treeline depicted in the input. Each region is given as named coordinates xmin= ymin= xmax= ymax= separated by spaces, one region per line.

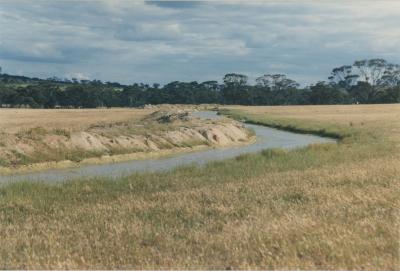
xmin=1 ymin=59 xmax=399 ymax=108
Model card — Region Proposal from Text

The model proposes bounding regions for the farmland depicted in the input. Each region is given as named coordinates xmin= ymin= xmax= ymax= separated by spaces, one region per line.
xmin=0 ymin=104 xmax=399 ymax=269
xmin=2 ymin=0 xmax=400 ymax=269
xmin=0 ymin=108 xmax=154 ymax=133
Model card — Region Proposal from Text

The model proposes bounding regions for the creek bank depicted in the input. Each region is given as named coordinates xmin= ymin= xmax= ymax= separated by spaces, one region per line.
xmin=0 ymin=110 xmax=254 ymax=173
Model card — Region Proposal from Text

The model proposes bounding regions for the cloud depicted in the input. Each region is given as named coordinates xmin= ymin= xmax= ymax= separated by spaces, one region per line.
xmin=146 ymin=1 xmax=203 ymax=9
xmin=0 ymin=42 xmax=64 ymax=63
xmin=0 ymin=0 xmax=399 ymax=85
xmin=114 ymin=23 xmax=184 ymax=41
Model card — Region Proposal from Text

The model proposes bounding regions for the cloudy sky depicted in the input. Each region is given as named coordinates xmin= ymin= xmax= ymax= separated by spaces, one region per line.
xmin=1 ymin=0 xmax=400 ymax=85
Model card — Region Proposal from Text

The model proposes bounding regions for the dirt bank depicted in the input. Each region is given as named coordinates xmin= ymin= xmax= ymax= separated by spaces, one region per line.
xmin=0 ymin=109 xmax=254 ymax=172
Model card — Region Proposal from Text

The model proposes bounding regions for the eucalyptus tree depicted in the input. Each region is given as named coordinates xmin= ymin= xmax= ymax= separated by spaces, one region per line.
xmin=255 ymin=74 xmax=299 ymax=91
xmin=309 ymin=82 xmax=349 ymax=104
xmin=223 ymin=73 xmax=248 ymax=86
xmin=328 ymin=65 xmax=358 ymax=89
xmin=378 ymin=63 xmax=400 ymax=87
xmin=354 ymin=59 xmax=392 ymax=86
xmin=329 ymin=59 xmax=400 ymax=88
xmin=222 ymin=73 xmax=249 ymax=104
xmin=200 ymin=80 xmax=220 ymax=91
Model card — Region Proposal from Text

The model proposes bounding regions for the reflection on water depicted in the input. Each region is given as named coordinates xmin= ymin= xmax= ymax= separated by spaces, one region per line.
xmin=0 ymin=111 xmax=336 ymax=184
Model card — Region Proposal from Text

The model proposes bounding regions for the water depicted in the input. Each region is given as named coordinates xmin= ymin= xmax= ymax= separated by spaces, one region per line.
xmin=0 ymin=111 xmax=336 ymax=184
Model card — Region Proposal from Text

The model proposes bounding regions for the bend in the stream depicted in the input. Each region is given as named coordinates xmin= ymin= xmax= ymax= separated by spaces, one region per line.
xmin=0 ymin=111 xmax=336 ymax=184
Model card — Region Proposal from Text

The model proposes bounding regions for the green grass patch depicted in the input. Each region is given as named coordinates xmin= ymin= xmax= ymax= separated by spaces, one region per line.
xmin=52 ymin=128 xmax=71 ymax=138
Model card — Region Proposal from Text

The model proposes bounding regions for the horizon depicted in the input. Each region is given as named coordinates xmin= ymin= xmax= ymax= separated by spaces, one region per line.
xmin=1 ymin=1 xmax=400 ymax=86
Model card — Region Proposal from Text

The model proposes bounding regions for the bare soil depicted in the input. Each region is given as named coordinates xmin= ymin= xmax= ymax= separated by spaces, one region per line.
xmin=0 ymin=108 xmax=253 ymax=171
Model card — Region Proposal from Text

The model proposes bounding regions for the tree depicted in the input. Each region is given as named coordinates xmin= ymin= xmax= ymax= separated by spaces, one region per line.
xmin=121 ymin=84 xmax=147 ymax=107
xmin=349 ymin=82 xmax=375 ymax=104
xmin=378 ymin=63 xmax=400 ymax=87
xmin=222 ymin=73 xmax=249 ymax=104
xmin=255 ymin=74 xmax=299 ymax=91
xmin=161 ymin=81 xmax=195 ymax=104
xmin=223 ymin=73 xmax=248 ymax=87
xmin=329 ymin=59 xmax=400 ymax=88
xmin=255 ymin=74 xmax=302 ymax=105
xmin=328 ymin=65 xmax=358 ymax=89
xmin=353 ymin=59 xmax=388 ymax=86
xmin=0 ymin=64 xmax=398 ymax=108
xmin=309 ymin=82 xmax=348 ymax=104
xmin=201 ymin=81 xmax=220 ymax=91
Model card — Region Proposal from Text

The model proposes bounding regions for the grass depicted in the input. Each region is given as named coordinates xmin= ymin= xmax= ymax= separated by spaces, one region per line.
xmin=219 ymin=108 xmax=347 ymax=139
xmin=0 ymin=104 xmax=399 ymax=269
xmin=0 ymin=108 xmax=154 ymax=134
xmin=52 ymin=128 xmax=71 ymax=138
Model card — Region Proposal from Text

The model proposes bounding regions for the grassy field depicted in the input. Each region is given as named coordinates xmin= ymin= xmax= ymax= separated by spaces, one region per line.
xmin=0 ymin=104 xmax=399 ymax=269
xmin=0 ymin=108 xmax=155 ymax=134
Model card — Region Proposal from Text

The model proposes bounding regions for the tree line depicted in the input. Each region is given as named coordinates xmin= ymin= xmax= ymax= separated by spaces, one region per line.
xmin=1 ymin=58 xmax=399 ymax=108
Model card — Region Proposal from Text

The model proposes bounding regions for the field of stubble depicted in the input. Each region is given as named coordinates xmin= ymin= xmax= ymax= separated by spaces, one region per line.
xmin=0 ymin=104 xmax=399 ymax=269
xmin=0 ymin=108 xmax=154 ymax=134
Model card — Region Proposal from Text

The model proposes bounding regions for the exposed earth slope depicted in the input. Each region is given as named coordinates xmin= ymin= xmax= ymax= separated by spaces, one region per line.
xmin=0 ymin=108 xmax=253 ymax=171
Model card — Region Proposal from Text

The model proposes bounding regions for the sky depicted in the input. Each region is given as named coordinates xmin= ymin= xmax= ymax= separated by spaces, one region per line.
xmin=1 ymin=0 xmax=400 ymax=86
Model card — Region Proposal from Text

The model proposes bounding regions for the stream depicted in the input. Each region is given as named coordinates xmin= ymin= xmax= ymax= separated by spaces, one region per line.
xmin=0 ymin=111 xmax=336 ymax=184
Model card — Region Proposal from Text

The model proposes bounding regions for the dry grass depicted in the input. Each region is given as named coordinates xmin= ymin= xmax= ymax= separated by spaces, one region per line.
xmin=0 ymin=104 xmax=399 ymax=269
xmin=227 ymin=104 xmax=400 ymax=142
xmin=0 ymin=108 xmax=154 ymax=134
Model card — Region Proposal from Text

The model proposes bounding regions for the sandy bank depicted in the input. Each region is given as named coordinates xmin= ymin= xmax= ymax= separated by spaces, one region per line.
xmin=0 ymin=109 xmax=254 ymax=174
